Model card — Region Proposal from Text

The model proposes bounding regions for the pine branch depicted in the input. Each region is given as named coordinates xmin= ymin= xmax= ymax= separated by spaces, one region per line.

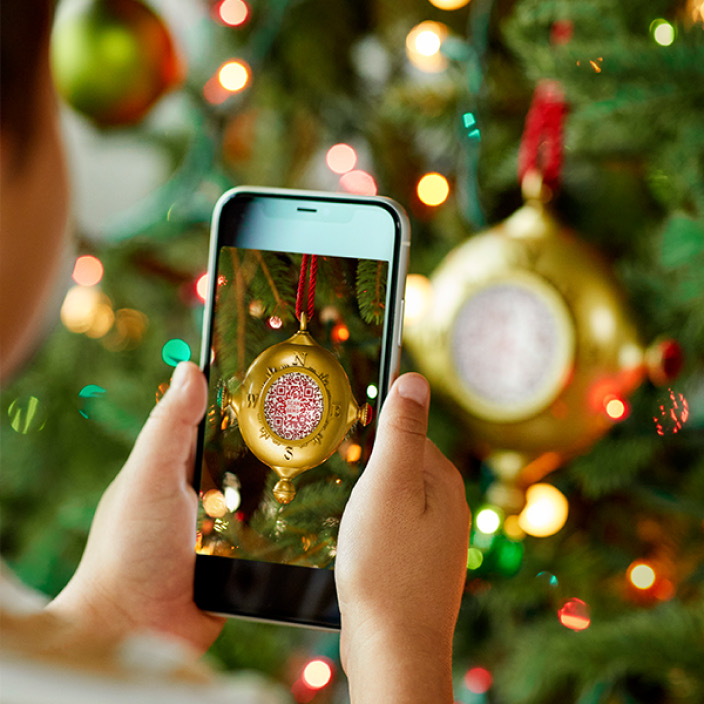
xmin=356 ymin=260 xmax=387 ymax=325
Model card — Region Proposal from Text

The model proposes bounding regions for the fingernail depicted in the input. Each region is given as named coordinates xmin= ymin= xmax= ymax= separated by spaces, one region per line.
xmin=170 ymin=362 xmax=190 ymax=392
xmin=396 ymin=374 xmax=429 ymax=406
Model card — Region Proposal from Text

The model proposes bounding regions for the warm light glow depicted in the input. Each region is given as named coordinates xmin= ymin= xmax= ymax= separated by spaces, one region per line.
xmin=268 ymin=315 xmax=283 ymax=329
xmin=224 ymin=486 xmax=241 ymax=512
xmin=628 ymin=561 xmax=657 ymax=590
xmin=326 ymin=143 xmax=358 ymax=174
xmin=302 ymin=658 xmax=333 ymax=690
xmin=475 ymin=508 xmax=501 ymax=535
xmin=332 ymin=322 xmax=350 ymax=343
xmin=72 ymin=255 xmax=104 ymax=287
xmin=417 ymin=172 xmax=450 ymax=206
xmin=217 ymin=0 xmax=248 ymax=26
xmin=429 ymin=0 xmax=471 ymax=9
xmin=518 ymin=483 xmax=569 ymax=537
xmin=503 ymin=515 xmax=525 ymax=540
xmin=346 ymin=443 xmax=362 ymax=463
xmin=196 ymin=273 xmax=209 ymax=303
xmin=203 ymin=489 xmax=228 ymax=518
xmin=60 ymin=285 xmax=113 ymax=337
xmin=366 ymin=384 xmax=378 ymax=399
xmin=405 ymin=21 xmax=449 ymax=72
xmin=652 ymin=19 xmax=675 ymax=46
xmin=218 ymin=60 xmax=250 ymax=92
xmin=604 ymin=395 xmax=628 ymax=421
xmin=464 ymin=666 xmax=492 ymax=694
xmin=339 ymin=169 xmax=377 ymax=195
xmin=404 ymin=274 xmax=432 ymax=325
xmin=558 ymin=598 xmax=591 ymax=631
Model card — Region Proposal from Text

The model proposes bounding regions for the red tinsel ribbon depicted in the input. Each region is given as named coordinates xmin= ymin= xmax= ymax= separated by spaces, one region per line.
xmin=517 ymin=80 xmax=567 ymax=193
xmin=295 ymin=254 xmax=318 ymax=322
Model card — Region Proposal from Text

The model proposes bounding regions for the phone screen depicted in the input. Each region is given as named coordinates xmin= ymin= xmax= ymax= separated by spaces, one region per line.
xmin=193 ymin=191 xmax=406 ymax=625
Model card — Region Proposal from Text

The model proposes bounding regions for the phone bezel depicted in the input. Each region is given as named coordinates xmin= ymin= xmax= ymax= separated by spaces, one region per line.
xmin=193 ymin=186 xmax=410 ymax=630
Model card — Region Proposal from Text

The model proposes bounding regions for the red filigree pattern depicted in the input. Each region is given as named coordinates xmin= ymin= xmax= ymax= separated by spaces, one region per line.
xmin=264 ymin=372 xmax=324 ymax=440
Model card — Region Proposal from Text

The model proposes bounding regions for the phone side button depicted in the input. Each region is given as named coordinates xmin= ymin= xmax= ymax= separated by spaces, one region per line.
xmin=397 ymin=298 xmax=405 ymax=347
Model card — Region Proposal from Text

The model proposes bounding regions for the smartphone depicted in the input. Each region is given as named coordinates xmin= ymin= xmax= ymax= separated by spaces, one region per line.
xmin=192 ymin=186 xmax=410 ymax=629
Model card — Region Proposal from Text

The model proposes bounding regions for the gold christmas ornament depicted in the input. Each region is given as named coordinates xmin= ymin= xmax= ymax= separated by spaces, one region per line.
xmin=221 ymin=314 xmax=370 ymax=504
xmin=404 ymin=178 xmax=647 ymax=490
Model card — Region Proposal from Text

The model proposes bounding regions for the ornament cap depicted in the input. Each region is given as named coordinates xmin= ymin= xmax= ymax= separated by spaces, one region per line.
xmin=273 ymin=478 xmax=296 ymax=504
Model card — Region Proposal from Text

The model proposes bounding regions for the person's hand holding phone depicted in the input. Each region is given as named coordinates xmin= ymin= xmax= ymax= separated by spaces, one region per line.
xmin=335 ymin=373 xmax=470 ymax=704
xmin=46 ymin=362 xmax=225 ymax=654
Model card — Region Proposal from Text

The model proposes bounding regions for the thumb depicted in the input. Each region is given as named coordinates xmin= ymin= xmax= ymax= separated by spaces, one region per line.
xmin=364 ymin=372 xmax=430 ymax=500
xmin=122 ymin=361 xmax=208 ymax=487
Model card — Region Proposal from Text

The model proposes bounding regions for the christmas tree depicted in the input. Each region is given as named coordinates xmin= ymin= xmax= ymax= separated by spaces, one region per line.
xmin=2 ymin=0 xmax=703 ymax=701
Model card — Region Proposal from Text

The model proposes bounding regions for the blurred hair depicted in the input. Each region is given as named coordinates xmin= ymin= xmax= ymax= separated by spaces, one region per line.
xmin=1 ymin=0 xmax=56 ymax=151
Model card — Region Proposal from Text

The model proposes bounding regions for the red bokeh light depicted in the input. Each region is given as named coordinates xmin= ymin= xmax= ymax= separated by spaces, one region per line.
xmin=339 ymin=170 xmax=377 ymax=196
xmin=558 ymin=598 xmax=591 ymax=631
xmin=464 ymin=666 xmax=493 ymax=694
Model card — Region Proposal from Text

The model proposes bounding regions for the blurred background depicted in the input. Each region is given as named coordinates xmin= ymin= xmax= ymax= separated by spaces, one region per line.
xmin=2 ymin=0 xmax=704 ymax=701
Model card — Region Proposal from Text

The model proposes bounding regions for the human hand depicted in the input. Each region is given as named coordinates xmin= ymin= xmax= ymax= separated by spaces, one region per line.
xmin=47 ymin=362 xmax=224 ymax=654
xmin=335 ymin=373 xmax=470 ymax=704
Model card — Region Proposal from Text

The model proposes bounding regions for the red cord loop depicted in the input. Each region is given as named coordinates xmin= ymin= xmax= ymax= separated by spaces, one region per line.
xmin=517 ymin=80 xmax=567 ymax=193
xmin=295 ymin=254 xmax=318 ymax=322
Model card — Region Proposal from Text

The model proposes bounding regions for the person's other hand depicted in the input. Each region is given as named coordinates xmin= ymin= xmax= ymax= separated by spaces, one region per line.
xmin=47 ymin=362 xmax=224 ymax=654
xmin=335 ymin=373 xmax=470 ymax=704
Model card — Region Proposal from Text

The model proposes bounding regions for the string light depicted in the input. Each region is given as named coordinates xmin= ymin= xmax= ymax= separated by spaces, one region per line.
xmin=405 ymin=21 xmax=449 ymax=72
xmin=558 ymin=598 xmax=591 ymax=631
xmin=475 ymin=507 xmax=501 ymax=535
xmin=628 ymin=561 xmax=657 ymax=590
xmin=331 ymin=322 xmax=350 ymax=343
xmin=339 ymin=170 xmax=377 ymax=195
xmin=196 ymin=273 xmax=209 ymax=303
xmin=604 ymin=395 xmax=629 ymax=421
xmin=326 ymin=143 xmax=357 ymax=174
xmin=218 ymin=59 xmax=251 ymax=92
xmin=518 ymin=483 xmax=569 ymax=537
xmin=301 ymin=658 xmax=334 ymax=689
xmin=162 ymin=338 xmax=191 ymax=366
xmin=217 ymin=0 xmax=249 ymax=26
xmin=403 ymin=274 xmax=432 ymax=325
xmin=464 ymin=667 xmax=492 ymax=694
xmin=651 ymin=19 xmax=676 ymax=46
xmin=417 ymin=172 xmax=450 ymax=206
xmin=60 ymin=285 xmax=114 ymax=338
xmin=72 ymin=255 xmax=104 ymax=286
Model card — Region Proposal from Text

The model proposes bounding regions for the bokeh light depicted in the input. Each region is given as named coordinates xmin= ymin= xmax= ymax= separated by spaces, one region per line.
xmin=339 ymin=169 xmax=378 ymax=195
xmin=406 ymin=21 xmax=449 ymax=72
xmin=331 ymin=322 xmax=350 ymax=343
xmin=518 ymin=483 xmax=569 ymax=537
xmin=604 ymin=395 xmax=629 ymax=421
xmin=326 ymin=143 xmax=357 ymax=174
xmin=218 ymin=59 xmax=250 ymax=92
xmin=628 ymin=561 xmax=657 ymax=590
xmin=224 ymin=485 xmax=242 ymax=512
xmin=417 ymin=172 xmax=450 ymax=206
xmin=268 ymin=315 xmax=283 ymax=329
xmin=196 ymin=273 xmax=209 ymax=303
xmin=651 ymin=19 xmax=676 ymax=46
xmin=475 ymin=507 xmax=501 ymax=535
xmin=346 ymin=443 xmax=362 ymax=463
xmin=8 ymin=396 xmax=47 ymax=434
xmin=366 ymin=384 xmax=378 ymax=399
xmin=302 ymin=658 xmax=334 ymax=689
xmin=72 ymin=255 xmax=104 ymax=286
xmin=558 ymin=598 xmax=591 ymax=631
xmin=464 ymin=666 xmax=492 ymax=694
xmin=162 ymin=338 xmax=191 ymax=367
xmin=78 ymin=385 xmax=107 ymax=419
xmin=60 ymin=285 xmax=114 ymax=338
xmin=403 ymin=274 xmax=432 ymax=325
xmin=203 ymin=489 xmax=228 ymax=518
xmin=653 ymin=388 xmax=689 ymax=435
xmin=466 ymin=547 xmax=484 ymax=570
xmin=217 ymin=0 xmax=249 ymax=26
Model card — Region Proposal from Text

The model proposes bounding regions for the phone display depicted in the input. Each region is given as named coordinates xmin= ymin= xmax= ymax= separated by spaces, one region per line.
xmin=193 ymin=188 xmax=409 ymax=628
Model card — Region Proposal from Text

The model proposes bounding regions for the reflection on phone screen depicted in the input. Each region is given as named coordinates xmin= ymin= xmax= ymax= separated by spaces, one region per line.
xmin=196 ymin=247 xmax=388 ymax=569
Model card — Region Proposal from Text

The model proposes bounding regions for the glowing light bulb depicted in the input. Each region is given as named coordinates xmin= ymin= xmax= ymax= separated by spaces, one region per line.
xmin=518 ymin=483 xmax=569 ymax=537
xmin=558 ymin=598 xmax=590 ymax=631
xmin=405 ymin=21 xmax=449 ymax=72
xmin=651 ymin=19 xmax=676 ymax=46
xmin=464 ymin=667 xmax=492 ymax=694
xmin=403 ymin=274 xmax=432 ymax=325
xmin=475 ymin=508 xmax=501 ymax=535
xmin=72 ymin=255 xmax=104 ymax=286
xmin=218 ymin=60 xmax=250 ymax=92
xmin=429 ymin=0 xmax=471 ymax=9
xmin=302 ymin=658 xmax=333 ymax=689
xmin=196 ymin=273 xmax=209 ymax=303
xmin=417 ymin=172 xmax=450 ymax=206
xmin=628 ymin=561 xmax=657 ymax=590
xmin=339 ymin=169 xmax=377 ymax=195
xmin=217 ymin=0 xmax=248 ymax=26
xmin=326 ymin=143 xmax=357 ymax=174
xmin=604 ymin=395 xmax=629 ymax=421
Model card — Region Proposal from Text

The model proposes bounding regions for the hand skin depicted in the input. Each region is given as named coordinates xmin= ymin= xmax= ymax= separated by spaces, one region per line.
xmin=335 ymin=373 xmax=471 ymax=704
xmin=46 ymin=362 xmax=225 ymax=654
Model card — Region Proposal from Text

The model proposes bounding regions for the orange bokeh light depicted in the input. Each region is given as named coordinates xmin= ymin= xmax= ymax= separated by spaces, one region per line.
xmin=302 ymin=658 xmax=333 ymax=690
xmin=326 ymin=143 xmax=357 ymax=174
xmin=604 ymin=395 xmax=629 ymax=421
xmin=196 ymin=273 xmax=209 ymax=303
xmin=218 ymin=59 xmax=250 ymax=92
xmin=72 ymin=255 xmax=104 ymax=287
